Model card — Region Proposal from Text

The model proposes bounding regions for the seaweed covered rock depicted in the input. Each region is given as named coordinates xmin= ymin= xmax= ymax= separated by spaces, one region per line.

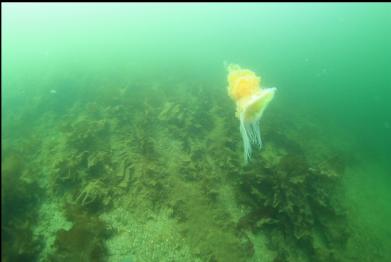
xmin=60 ymin=113 xmax=111 ymax=153
xmin=237 ymin=150 xmax=349 ymax=261
xmin=50 ymin=204 xmax=110 ymax=262
xmin=75 ymin=178 xmax=112 ymax=213
xmin=2 ymin=151 xmax=43 ymax=262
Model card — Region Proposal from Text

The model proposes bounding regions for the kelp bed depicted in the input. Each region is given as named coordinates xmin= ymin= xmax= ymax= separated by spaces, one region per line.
xmin=1 ymin=77 xmax=364 ymax=262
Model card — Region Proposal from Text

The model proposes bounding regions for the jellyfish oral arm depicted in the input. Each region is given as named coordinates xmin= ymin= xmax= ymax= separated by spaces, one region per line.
xmin=238 ymin=87 xmax=276 ymax=164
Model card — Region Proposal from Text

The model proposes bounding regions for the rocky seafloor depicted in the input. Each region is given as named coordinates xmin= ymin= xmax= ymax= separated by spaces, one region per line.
xmin=2 ymin=78 xmax=389 ymax=262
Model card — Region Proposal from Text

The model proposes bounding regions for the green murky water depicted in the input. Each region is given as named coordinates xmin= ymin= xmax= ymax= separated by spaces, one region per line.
xmin=2 ymin=3 xmax=391 ymax=262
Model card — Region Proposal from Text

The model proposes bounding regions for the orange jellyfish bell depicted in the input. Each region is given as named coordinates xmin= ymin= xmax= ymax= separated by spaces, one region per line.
xmin=227 ymin=63 xmax=276 ymax=164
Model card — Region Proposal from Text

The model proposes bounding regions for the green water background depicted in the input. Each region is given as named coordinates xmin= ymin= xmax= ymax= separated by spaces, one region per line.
xmin=2 ymin=3 xmax=391 ymax=260
xmin=3 ymin=3 xmax=391 ymax=150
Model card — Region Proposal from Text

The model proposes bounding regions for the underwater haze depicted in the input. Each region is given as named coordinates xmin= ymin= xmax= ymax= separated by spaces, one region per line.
xmin=2 ymin=3 xmax=391 ymax=262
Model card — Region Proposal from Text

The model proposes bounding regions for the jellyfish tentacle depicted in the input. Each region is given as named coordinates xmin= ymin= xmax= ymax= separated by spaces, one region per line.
xmin=247 ymin=122 xmax=256 ymax=143
xmin=240 ymin=118 xmax=263 ymax=163
xmin=253 ymin=120 xmax=262 ymax=149
xmin=240 ymin=114 xmax=252 ymax=164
